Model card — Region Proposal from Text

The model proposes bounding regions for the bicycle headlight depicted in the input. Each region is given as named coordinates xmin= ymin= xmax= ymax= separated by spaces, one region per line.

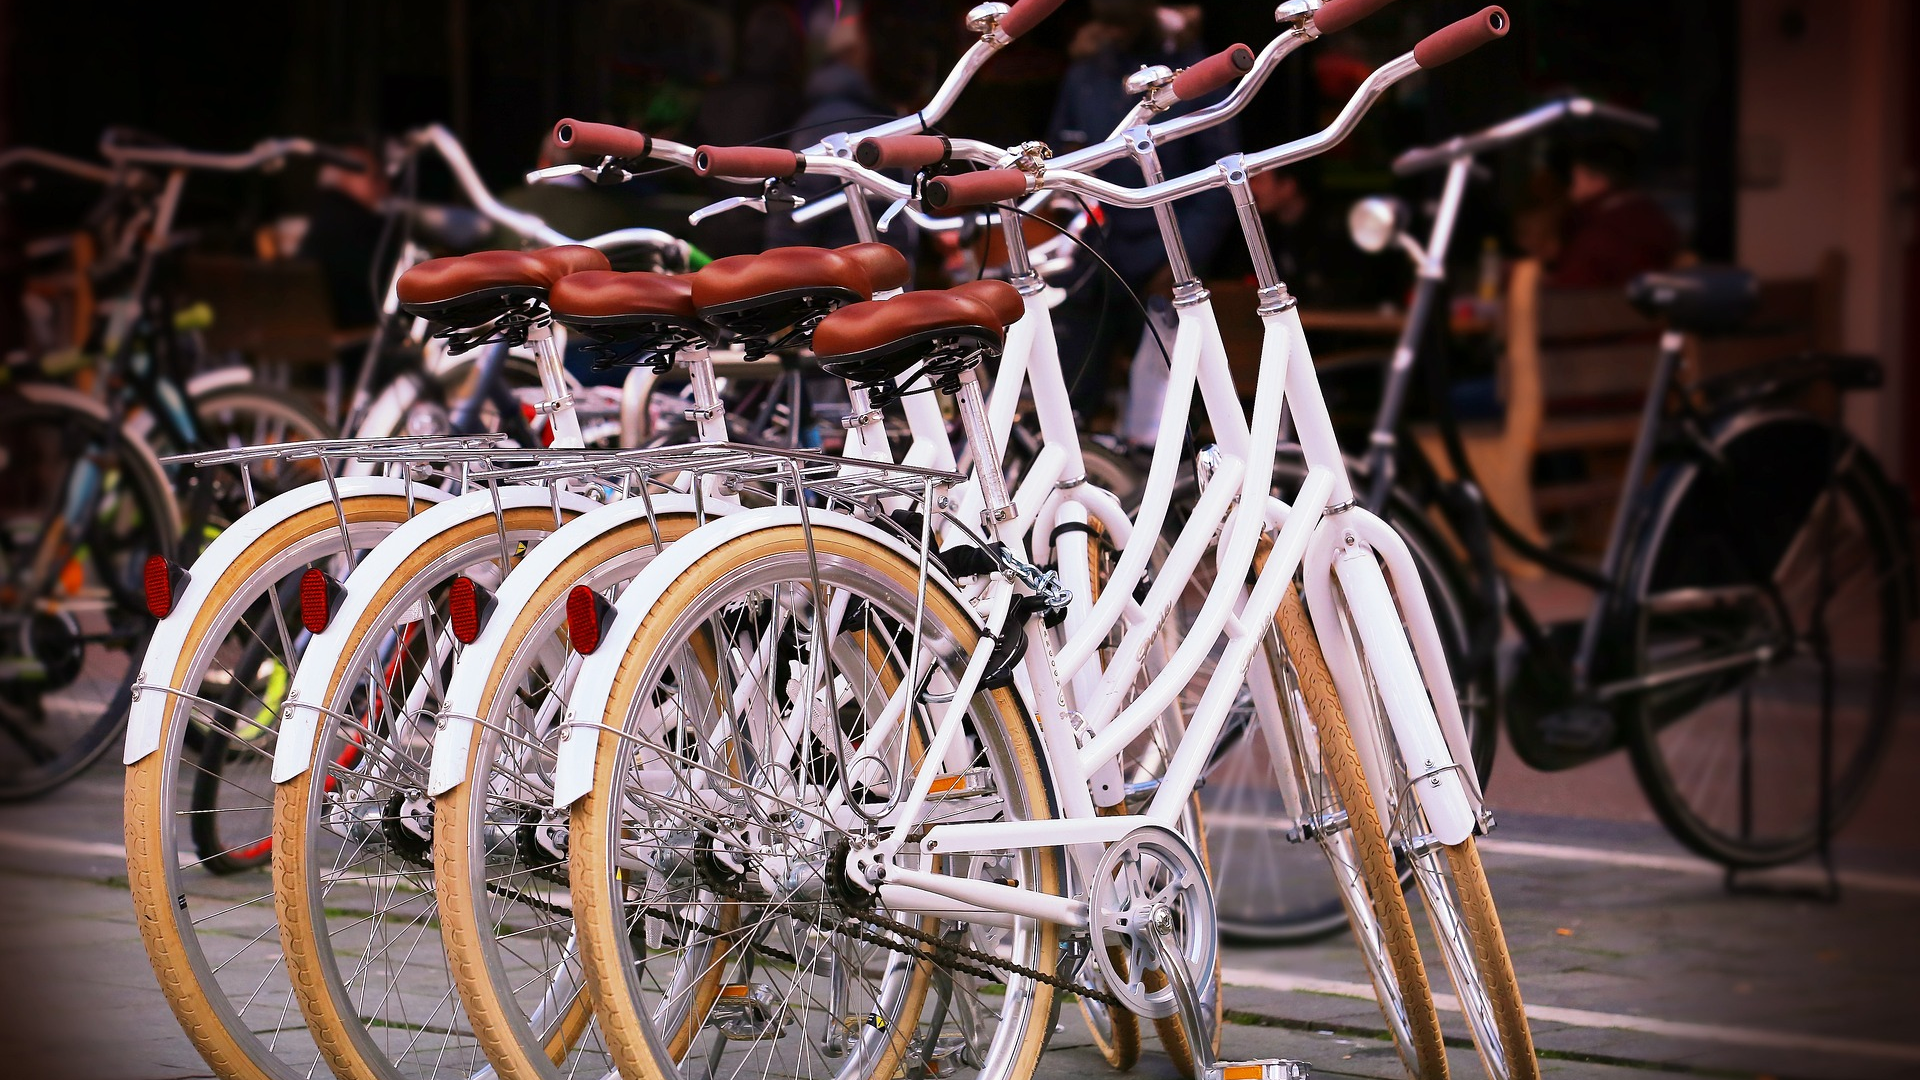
xmin=1347 ymin=196 xmax=1406 ymax=254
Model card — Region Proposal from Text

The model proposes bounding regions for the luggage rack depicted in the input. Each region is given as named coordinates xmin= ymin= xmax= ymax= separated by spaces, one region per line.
xmin=468 ymin=441 xmax=967 ymax=514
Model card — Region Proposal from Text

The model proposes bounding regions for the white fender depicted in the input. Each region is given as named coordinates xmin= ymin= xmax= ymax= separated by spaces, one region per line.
xmin=426 ymin=493 xmax=704 ymax=796
xmin=271 ymin=484 xmax=601 ymax=783
xmin=123 ymin=476 xmax=447 ymax=764
xmin=184 ymin=364 xmax=255 ymax=397
xmin=552 ymin=505 xmax=977 ymax=808
xmin=19 ymin=382 xmax=186 ymax=544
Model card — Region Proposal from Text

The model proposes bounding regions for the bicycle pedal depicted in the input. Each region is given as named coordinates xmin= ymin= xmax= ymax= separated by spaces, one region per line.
xmin=707 ymin=983 xmax=793 ymax=1040
xmin=1204 ymin=1060 xmax=1310 ymax=1080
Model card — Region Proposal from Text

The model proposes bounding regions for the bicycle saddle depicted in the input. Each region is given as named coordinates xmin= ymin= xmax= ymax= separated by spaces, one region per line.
xmin=690 ymin=242 xmax=909 ymax=358
xmin=397 ymin=245 xmax=611 ymax=325
xmin=550 ymin=270 xmax=711 ymax=372
xmin=812 ymin=280 xmax=1022 ymax=405
xmin=1626 ymin=267 xmax=1757 ymax=335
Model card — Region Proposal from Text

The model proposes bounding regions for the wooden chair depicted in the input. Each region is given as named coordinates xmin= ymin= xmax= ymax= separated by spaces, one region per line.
xmin=1414 ymin=258 xmax=1548 ymax=571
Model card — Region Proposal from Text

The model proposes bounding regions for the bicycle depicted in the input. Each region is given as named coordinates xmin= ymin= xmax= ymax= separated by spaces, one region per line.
xmin=0 ymin=132 xmax=342 ymax=800
xmin=1346 ymin=97 xmax=1912 ymax=871
xmin=550 ymin=9 xmax=1533 ymax=1080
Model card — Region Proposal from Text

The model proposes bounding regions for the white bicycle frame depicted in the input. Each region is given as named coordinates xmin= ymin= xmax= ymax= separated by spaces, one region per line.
xmin=552 ymin=38 xmax=1492 ymax=940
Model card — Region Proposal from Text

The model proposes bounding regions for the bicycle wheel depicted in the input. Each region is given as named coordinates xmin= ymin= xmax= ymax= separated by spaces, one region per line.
xmin=1165 ymin=460 xmax=1492 ymax=943
xmin=1331 ymin=581 xmax=1536 ymax=1080
xmin=1624 ymin=414 xmax=1907 ymax=866
xmin=191 ymin=386 xmax=334 ymax=503
xmin=0 ymin=393 xmax=172 ymax=800
xmin=124 ymin=490 xmax=424 ymax=1080
xmin=435 ymin=510 xmax=698 ymax=1080
xmin=273 ymin=502 xmax=584 ymax=1080
xmin=1273 ymin=587 xmax=1450 ymax=1080
xmin=570 ymin=523 xmax=1064 ymax=1080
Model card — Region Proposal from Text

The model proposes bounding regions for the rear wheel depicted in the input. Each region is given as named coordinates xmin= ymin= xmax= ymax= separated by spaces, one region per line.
xmin=124 ymin=496 xmax=414 ymax=1080
xmin=436 ymin=512 xmax=698 ymax=1080
xmin=1626 ymin=415 xmax=1906 ymax=866
xmin=569 ymin=525 xmax=1065 ymax=1080
xmin=0 ymin=396 xmax=171 ymax=800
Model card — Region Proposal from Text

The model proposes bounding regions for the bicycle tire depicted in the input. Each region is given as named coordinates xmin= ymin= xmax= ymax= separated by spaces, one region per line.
xmin=1623 ymin=412 xmax=1907 ymax=866
xmin=125 ymin=494 xmax=420 ymax=1080
xmin=0 ymin=394 xmax=172 ymax=801
xmin=569 ymin=522 xmax=1064 ymax=1080
xmin=1275 ymin=587 xmax=1450 ymax=1080
xmin=435 ymin=511 xmax=699 ymax=1080
xmin=273 ymin=503 xmax=583 ymax=1080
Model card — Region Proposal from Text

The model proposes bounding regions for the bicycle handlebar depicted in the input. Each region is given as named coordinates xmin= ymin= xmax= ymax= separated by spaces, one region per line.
xmin=693 ymin=145 xmax=805 ymax=180
xmin=1412 ymin=6 xmax=1509 ymax=69
xmin=923 ymin=169 xmax=1035 ymax=211
xmin=997 ymin=0 xmax=1067 ymax=41
xmin=1390 ymin=94 xmax=1658 ymax=176
xmin=0 ymin=147 xmax=117 ymax=186
xmin=98 ymin=132 xmax=361 ymax=175
xmin=854 ymin=135 xmax=952 ymax=170
xmin=553 ymin=119 xmax=651 ymax=161
xmin=1311 ymin=0 xmax=1401 ymax=35
xmin=1167 ymin=44 xmax=1256 ymax=105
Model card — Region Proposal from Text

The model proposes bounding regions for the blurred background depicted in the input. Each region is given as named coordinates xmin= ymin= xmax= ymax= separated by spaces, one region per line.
xmin=1 ymin=3 xmax=1916 ymax=1078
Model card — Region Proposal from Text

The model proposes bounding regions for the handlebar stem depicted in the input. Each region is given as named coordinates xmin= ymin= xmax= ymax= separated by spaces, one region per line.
xmin=1222 ymin=157 xmax=1287 ymax=311
xmin=1125 ymin=126 xmax=1199 ymax=291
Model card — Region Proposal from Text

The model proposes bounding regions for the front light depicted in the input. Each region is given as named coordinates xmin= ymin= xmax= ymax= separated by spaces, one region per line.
xmin=1347 ymin=196 xmax=1404 ymax=254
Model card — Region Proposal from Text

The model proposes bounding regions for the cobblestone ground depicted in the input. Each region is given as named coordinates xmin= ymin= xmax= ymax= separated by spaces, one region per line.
xmin=1 ymin=570 xmax=1914 ymax=1080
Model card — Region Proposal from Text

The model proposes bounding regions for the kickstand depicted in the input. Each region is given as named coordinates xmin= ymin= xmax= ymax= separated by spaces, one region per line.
xmin=1143 ymin=904 xmax=1309 ymax=1080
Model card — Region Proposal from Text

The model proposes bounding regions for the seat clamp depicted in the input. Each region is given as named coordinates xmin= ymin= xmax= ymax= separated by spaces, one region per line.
xmin=841 ymin=409 xmax=883 ymax=429
xmin=533 ymin=394 xmax=574 ymax=415
xmin=683 ymin=405 xmax=723 ymax=422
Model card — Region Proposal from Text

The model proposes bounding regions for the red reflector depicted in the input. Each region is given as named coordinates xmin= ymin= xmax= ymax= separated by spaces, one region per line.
xmin=144 ymin=555 xmax=188 ymax=619
xmin=567 ymin=585 xmax=612 ymax=654
xmin=300 ymin=568 xmax=342 ymax=634
xmin=448 ymin=576 xmax=491 ymax=645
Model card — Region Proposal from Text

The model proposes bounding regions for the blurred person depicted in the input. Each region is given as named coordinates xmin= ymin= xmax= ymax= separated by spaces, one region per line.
xmin=297 ymin=144 xmax=390 ymax=329
xmin=1045 ymin=0 xmax=1238 ymax=427
xmin=765 ymin=10 xmax=913 ymax=255
xmin=1547 ymin=137 xmax=1679 ymax=288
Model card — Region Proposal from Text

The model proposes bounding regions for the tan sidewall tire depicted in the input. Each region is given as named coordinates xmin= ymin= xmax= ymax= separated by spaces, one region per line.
xmin=1441 ymin=838 xmax=1538 ymax=1080
xmin=125 ymin=497 xmax=414 ymax=1080
xmin=273 ymin=507 xmax=575 ymax=1080
xmin=1276 ymin=587 xmax=1450 ymax=1080
xmin=570 ymin=525 xmax=1062 ymax=1080
xmin=435 ymin=514 xmax=696 ymax=1080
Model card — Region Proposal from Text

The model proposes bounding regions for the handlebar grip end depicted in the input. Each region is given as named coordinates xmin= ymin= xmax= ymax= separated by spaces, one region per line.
xmin=1168 ymin=44 xmax=1256 ymax=104
xmin=1413 ymin=6 xmax=1510 ymax=69
xmin=997 ymin=0 xmax=1067 ymax=41
xmin=553 ymin=119 xmax=653 ymax=162
xmin=923 ymin=169 xmax=1032 ymax=211
xmin=693 ymin=145 xmax=804 ymax=181
xmin=855 ymin=135 xmax=950 ymax=170
xmin=1311 ymin=0 xmax=1400 ymax=36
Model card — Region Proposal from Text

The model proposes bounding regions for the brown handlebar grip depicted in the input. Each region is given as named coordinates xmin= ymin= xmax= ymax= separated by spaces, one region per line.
xmin=855 ymin=135 xmax=950 ymax=170
xmin=1312 ymin=0 xmax=1400 ymax=36
xmin=998 ymin=0 xmax=1067 ymax=40
xmin=552 ymin=119 xmax=651 ymax=160
xmin=923 ymin=169 xmax=1032 ymax=211
xmin=1168 ymin=44 xmax=1255 ymax=104
xmin=1413 ymin=6 xmax=1510 ymax=69
xmin=694 ymin=145 xmax=804 ymax=180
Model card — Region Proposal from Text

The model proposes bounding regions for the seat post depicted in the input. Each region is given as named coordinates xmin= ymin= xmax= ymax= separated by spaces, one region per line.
xmin=953 ymin=366 xmax=1014 ymax=532
xmin=525 ymin=320 xmax=585 ymax=448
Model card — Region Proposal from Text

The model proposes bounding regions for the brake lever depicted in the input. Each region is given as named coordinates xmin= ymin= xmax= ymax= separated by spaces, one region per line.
xmin=526 ymin=163 xmax=589 ymax=183
xmin=689 ymin=183 xmax=805 ymax=227
xmin=876 ymin=197 xmax=911 ymax=234
xmin=526 ymin=158 xmax=638 ymax=186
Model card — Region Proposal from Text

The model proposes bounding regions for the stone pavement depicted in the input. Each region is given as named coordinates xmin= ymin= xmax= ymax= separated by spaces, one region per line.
xmin=1 ymin=751 xmax=1916 ymax=1080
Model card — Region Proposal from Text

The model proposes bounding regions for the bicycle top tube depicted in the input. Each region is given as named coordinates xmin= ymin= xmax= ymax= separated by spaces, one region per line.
xmin=1392 ymin=95 xmax=1658 ymax=177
